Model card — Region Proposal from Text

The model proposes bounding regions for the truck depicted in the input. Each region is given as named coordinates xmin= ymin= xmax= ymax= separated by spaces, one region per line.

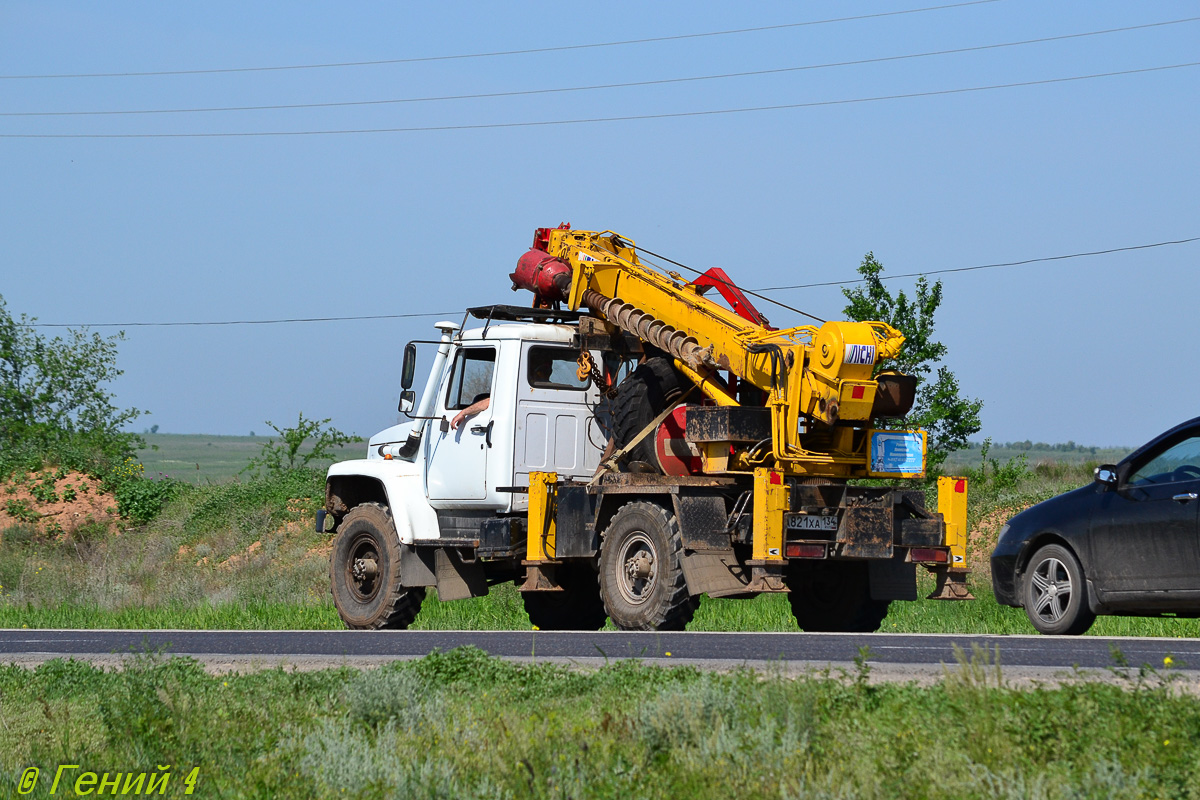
xmin=321 ymin=225 xmax=972 ymax=632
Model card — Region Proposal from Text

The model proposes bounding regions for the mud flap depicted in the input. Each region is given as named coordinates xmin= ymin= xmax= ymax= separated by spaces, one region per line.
xmin=679 ymin=550 xmax=751 ymax=597
xmin=399 ymin=543 xmax=437 ymax=588
xmin=868 ymin=558 xmax=917 ymax=601
xmin=434 ymin=548 xmax=487 ymax=601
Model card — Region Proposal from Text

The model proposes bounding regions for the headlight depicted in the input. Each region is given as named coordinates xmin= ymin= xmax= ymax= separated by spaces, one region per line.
xmin=997 ymin=524 xmax=1011 ymax=542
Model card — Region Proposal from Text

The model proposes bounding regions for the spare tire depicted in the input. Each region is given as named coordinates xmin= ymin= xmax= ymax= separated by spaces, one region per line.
xmin=611 ymin=356 xmax=689 ymax=473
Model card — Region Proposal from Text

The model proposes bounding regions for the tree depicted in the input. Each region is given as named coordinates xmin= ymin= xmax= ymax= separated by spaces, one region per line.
xmin=842 ymin=253 xmax=982 ymax=473
xmin=243 ymin=412 xmax=361 ymax=476
xmin=0 ymin=294 xmax=142 ymax=469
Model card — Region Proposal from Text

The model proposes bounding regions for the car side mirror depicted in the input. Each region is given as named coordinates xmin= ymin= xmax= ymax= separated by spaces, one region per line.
xmin=397 ymin=390 xmax=416 ymax=415
xmin=401 ymin=343 xmax=418 ymax=390
xmin=1094 ymin=464 xmax=1118 ymax=489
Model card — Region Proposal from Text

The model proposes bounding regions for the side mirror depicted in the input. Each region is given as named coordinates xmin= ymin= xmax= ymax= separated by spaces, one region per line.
xmin=397 ymin=390 xmax=416 ymax=415
xmin=401 ymin=343 xmax=418 ymax=390
xmin=1094 ymin=464 xmax=1118 ymax=488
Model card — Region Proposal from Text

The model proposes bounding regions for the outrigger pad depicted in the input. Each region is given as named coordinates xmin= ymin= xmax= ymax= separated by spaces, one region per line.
xmin=928 ymin=567 xmax=975 ymax=601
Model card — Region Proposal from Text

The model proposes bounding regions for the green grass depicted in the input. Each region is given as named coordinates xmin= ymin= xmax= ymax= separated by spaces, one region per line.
xmin=8 ymin=581 xmax=1200 ymax=638
xmin=944 ymin=443 xmax=1132 ymax=471
xmin=136 ymin=433 xmax=362 ymax=484
xmin=3 ymin=548 xmax=1198 ymax=638
xmin=0 ymin=600 xmax=343 ymax=630
xmin=1 ymin=647 xmax=1198 ymax=799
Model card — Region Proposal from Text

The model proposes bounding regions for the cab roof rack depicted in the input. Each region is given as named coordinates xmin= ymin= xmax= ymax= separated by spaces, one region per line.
xmin=466 ymin=304 xmax=583 ymax=324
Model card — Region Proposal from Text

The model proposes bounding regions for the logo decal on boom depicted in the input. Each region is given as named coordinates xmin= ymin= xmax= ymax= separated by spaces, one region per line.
xmin=844 ymin=343 xmax=876 ymax=365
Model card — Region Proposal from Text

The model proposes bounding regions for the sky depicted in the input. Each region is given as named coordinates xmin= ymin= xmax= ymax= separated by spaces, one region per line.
xmin=2 ymin=1 xmax=1197 ymax=447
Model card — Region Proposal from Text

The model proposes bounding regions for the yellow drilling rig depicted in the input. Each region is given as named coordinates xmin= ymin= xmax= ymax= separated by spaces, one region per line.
xmin=323 ymin=225 xmax=970 ymax=633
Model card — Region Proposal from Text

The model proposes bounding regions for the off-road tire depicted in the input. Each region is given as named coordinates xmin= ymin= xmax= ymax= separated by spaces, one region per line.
xmin=599 ymin=501 xmax=696 ymax=631
xmin=786 ymin=561 xmax=890 ymax=632
xmin=522 ymin=564 xmax=609 ymax=630
xmin=330 ymin=503 xmax=425 ymax=630
xmin=1022 ymin=543 xmax=1096 ymax=635
xmin=611 ymin=356 xmax=689 ymax=473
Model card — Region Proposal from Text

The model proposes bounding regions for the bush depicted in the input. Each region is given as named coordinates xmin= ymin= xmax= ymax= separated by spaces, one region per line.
xmin=99 ymin=458 xmax=187 ymax=524
xmin=346 ymin=665 xmax=437 ymax=730
xmin=183 ymin=469 xmax=324 ymax=539
xmin=4 ymin=498 xmax=39 ymax=523
xmin=112 ymin=475 xmax=186 ymax=523
xmin=0 ymin=294 xmax=144 ymax=478
xmin=964 ymin=437 xmax=1030 ymax=491
xmin=244 ymin=413 xmax=360 ymax=477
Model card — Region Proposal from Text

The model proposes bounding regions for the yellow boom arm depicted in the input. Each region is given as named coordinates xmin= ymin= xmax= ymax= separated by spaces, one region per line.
xmin=517 ymin=227 xmax=907 ymax=476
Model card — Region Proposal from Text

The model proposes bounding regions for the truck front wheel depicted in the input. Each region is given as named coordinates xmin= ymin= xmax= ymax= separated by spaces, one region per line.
xmin=330 ymin=503 xmax=425 ymax=630
xmin=599 ymin=502 xmax=696 ymax=631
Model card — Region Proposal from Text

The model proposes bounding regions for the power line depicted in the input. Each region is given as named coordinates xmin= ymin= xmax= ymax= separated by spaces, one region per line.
xmin=26 ymin=312 xmax=458 ymax=329
xmin=755 ymin=236 xmax=1200 ymax=292
xmin=24 ymin=235 xmax=1195 ymax=329
xmin=636 ymin=249 xmax=827 ymax=325
xmin=5 ymin=61 xmax=1196 ymax=139
xmin=7 ymin=17 xmax=1194 ymax=118
xmin=0 ymin=1 xmax=1001 ymax=80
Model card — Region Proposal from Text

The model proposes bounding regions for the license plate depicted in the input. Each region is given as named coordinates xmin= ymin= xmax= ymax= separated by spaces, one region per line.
xmin=788 ymin=514 xmax=838 ymax=532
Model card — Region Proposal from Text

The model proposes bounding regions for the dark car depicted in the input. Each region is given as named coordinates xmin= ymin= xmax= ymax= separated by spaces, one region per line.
xmin=992 ymin=416 xmax=1200 ymax=634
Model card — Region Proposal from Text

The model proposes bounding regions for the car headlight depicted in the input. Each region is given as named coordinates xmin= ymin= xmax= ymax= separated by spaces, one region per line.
xmin=997 ymin=523 xmax=1011 ymax=542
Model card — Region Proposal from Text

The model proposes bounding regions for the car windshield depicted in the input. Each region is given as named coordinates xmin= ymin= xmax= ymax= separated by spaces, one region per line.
xmin=1128 ymin=434 xmax=1200 ymax=485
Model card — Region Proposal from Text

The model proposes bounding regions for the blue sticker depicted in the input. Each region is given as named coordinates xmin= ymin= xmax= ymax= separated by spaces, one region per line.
xmin=870 ymin=431 xmax=925 ymax=474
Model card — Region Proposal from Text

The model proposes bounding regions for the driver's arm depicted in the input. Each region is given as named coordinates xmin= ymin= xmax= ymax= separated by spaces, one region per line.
xmin=451 ymin=397 xmax=490 ymax=430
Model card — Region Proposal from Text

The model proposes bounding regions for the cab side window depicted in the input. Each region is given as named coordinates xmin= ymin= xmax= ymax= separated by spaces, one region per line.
xmin=1128 ymin=435 xmax=1200 ymax=485
xmin=526 ymin=347 xmax=590 ymax=390
xmin=445 ymin=347 xmax=496 ymax=410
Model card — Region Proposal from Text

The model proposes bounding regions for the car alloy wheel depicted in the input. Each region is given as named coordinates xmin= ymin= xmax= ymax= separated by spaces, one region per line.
xmin=1021 ymin=543 xmax=1095 ymax=635
xmin=1029 ymin=556 xmax=1073 ymax=626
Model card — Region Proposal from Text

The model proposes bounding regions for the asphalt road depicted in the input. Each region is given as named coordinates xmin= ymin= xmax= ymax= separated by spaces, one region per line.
xmin=2 ymin=629 xmax=1198 ymax=672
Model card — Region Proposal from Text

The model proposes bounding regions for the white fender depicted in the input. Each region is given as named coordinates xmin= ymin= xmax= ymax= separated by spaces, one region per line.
xmin=327 ymin=459 xmax=440 ymax=544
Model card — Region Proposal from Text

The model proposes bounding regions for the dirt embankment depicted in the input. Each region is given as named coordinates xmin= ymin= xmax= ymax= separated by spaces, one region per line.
xmin=0 ymin=470 xmax=118 ymax=537
xmin=968 ymin=505 xmax=1034 ymax=580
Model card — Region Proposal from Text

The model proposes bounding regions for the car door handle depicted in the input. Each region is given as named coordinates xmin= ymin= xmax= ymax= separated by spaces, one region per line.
xmin=1172 ymin=492 xmax=1198 ymax=503
xmin=470 ymin=420 xmax=494 ymax=447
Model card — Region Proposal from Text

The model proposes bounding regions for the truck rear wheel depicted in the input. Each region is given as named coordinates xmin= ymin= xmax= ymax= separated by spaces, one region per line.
xmin=330 ymin=503 xmax=425 ymax=630
xmin=522 ymin=564 xmax=608 ymax=630
xmin=786 ymin=561 xmax=890 ymax=632
xmin=611 ymin=356 xmax=689 ymax=473
xmin=599 ymin=501 xmax=696 ymax=631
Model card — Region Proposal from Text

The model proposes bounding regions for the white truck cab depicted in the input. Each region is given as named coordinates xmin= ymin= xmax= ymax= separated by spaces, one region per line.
xmin=327 ymin=307 xmax=604 ymax=548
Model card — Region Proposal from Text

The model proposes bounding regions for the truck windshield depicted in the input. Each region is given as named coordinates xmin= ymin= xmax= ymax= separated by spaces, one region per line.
xmin=445 ymin=347 xmax=496 ymax=410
